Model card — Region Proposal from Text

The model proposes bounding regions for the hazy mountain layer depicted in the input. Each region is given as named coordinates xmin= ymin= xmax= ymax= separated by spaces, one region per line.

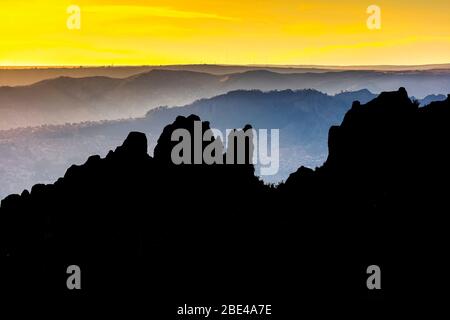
xmin=0 ymin=89 xmax=377 ymax=199
xmin=1 ymin=88 xmax=446 ymax=199
xmin=3 ymin=64 xmax=450 ymax=86
xmin=2 ymin=69 xmax=450 ymax=129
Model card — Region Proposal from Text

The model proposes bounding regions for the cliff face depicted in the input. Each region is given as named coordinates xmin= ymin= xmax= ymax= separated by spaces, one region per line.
xmin=284 ymin=88 xmax=450 ymax=208
xmin=1 ymin=89 xmax=450 ymax=310
xmin=280 ymin=89 xmax=450 ymax=306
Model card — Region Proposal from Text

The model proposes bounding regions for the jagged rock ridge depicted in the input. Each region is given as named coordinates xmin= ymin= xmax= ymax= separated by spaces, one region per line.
xmin=1 ymin=89 xmax=450 ymax=310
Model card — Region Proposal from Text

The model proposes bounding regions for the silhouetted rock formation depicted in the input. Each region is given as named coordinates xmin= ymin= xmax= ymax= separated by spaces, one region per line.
xmin=1 ymin=90 xmax=450 ymax=312
xmin=0 ymin=114 xmax=270 ymax=306
xmin=280 ymin=88 xmax=450 ymax=306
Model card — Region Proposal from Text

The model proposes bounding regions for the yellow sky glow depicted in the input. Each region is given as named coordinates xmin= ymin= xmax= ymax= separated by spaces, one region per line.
xmin=0 ymin=0 xmax=449 ymax=66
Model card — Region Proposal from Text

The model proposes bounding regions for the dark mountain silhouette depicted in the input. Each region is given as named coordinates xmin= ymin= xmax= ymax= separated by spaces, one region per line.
xmin=1 ymin=89 xmax=450 ymax=313
xmin=279 ymin=88 xmax=450 ymax=306
xmin=0 ymin=114 xmax=270 ymax=304
xmin=2 ymin=68 xmax=450 ymax=129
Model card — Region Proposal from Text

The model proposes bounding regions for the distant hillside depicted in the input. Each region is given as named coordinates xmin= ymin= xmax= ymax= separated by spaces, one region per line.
xmin=3 ymin=64 xmax=450 ymax=86
xmin=2 ymin=69 xmax=450 ymax=129
xmin=415 ymin=93 xmax=447 ymax=106
xmin=0 ymin=89 xmax=377 ymax=199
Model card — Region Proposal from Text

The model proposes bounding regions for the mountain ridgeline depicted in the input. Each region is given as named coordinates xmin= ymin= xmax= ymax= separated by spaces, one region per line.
xmin=2 ymin=68 xmax=450 ymax=130
xmin=1 ymin=88 xmax=450 ymax=312
xmin=0 ymin=88 xmax=378 ymax=198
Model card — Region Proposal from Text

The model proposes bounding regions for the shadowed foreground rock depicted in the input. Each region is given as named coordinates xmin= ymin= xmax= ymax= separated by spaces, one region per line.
xmin=1 ymin=89 xmax=450 ymax=314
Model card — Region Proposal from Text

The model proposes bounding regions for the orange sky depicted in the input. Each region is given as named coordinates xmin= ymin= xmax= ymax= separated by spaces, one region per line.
xmin=0 ymin=0 xmax=449 ymax=66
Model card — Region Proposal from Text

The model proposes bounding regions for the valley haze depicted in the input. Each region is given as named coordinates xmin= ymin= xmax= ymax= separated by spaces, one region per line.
xmin=0 ymin=65 xmax=449 ymax=199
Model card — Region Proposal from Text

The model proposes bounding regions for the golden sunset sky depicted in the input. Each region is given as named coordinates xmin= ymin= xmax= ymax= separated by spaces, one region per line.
xmin=1 ymin=0 xmax=449 ymax=66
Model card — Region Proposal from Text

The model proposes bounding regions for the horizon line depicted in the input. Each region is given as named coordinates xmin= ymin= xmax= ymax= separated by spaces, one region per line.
xmin=2 ymin=62 xmax=450 ymax=70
